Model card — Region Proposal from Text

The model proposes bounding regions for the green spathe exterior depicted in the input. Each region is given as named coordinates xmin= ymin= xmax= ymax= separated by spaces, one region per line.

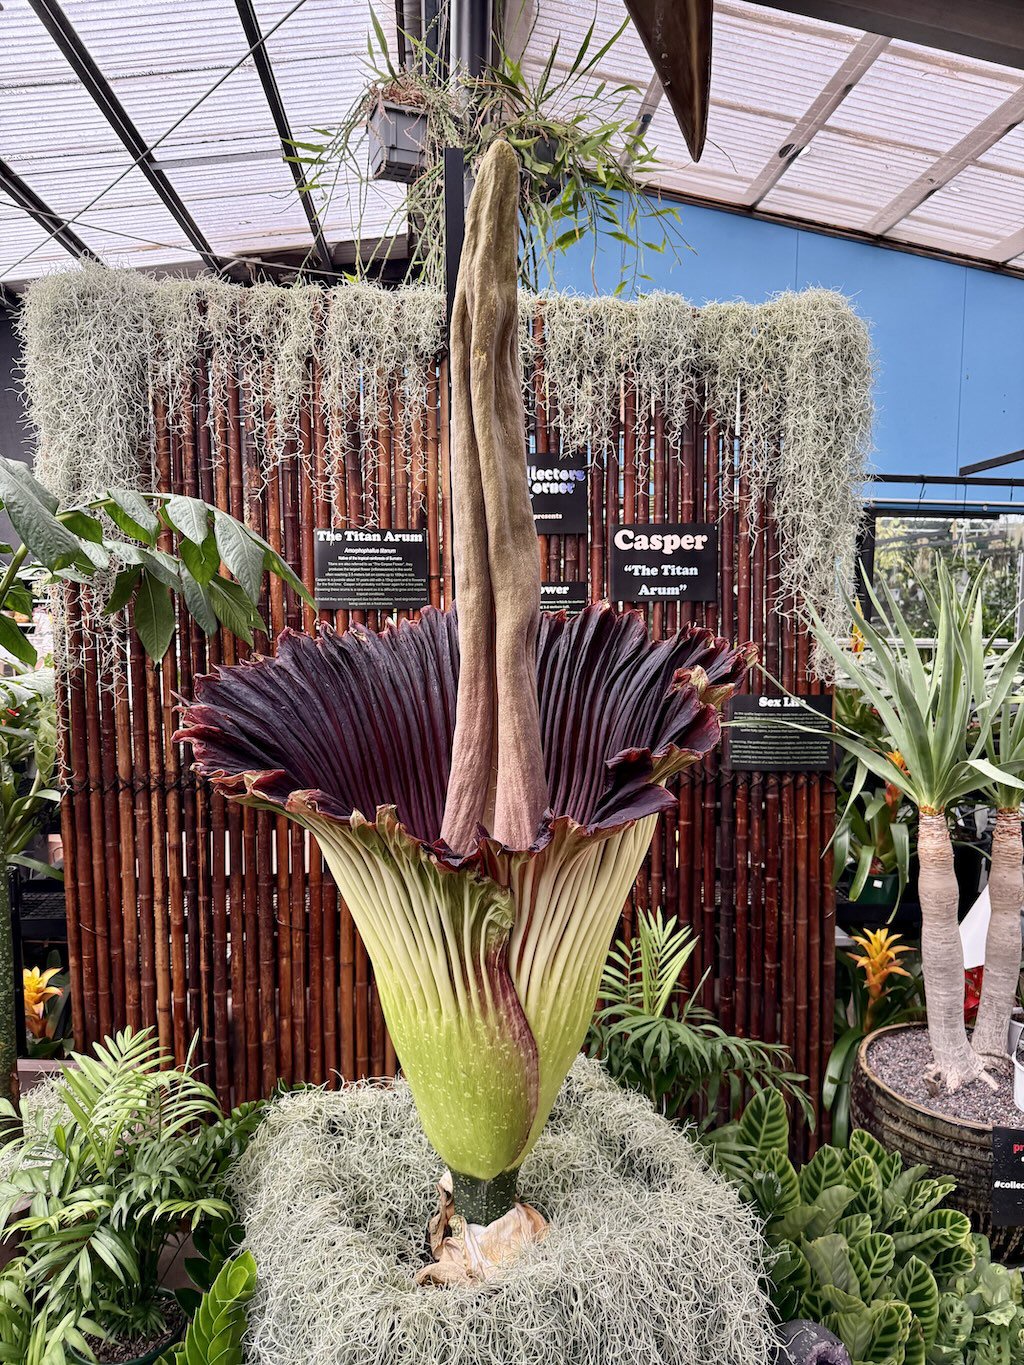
xmin=178 ymin=607 xmax=751 ymax=1184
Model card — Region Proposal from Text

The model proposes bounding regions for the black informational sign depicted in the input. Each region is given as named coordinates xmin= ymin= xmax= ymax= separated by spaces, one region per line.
xmin=314 ymin=528 xmax=428 ymax=611
xmin=727 ymin=694 xmax=834 ymax=773
xmin=541 ymin=581 xmax=589 ymax=615
xmin=609 ymin=523 xmax=718 ymax=602
xmin=529 ymin=459 xmax=588 ymax=534
xmin=992 ymin=1129 xmax=1024 ymax=1228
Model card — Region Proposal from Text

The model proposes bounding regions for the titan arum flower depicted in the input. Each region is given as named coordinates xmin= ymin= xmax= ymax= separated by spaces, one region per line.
xmin=177 ymin=140 xmax=753 ymax=1278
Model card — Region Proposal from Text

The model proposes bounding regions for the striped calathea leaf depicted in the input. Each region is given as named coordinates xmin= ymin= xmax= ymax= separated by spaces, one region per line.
xmin=177 ymin=140 xmax=753 ymax=1277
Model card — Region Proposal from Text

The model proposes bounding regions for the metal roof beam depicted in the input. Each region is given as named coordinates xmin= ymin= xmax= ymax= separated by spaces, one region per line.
xmin=743 ymin=32 xmax=889 ymax=208
xmin=744 ymin=1 xmax=1024 ymax=71
xmin=986 ymin=224 xmax=1024 ymax=265
xmin=864 ymin=86 xmax=1024 ymax=235
xmin=27 ymin=0 xmax=223 ymax=273
xmin=233 ymin=0 xmax=335 ymax=275
xmin=0 ymin=158 xmax=101 ymax=264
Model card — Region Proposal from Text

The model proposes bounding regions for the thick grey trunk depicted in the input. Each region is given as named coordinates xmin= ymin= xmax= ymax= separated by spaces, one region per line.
xmin=972 ymin=808 xmax=1023 ymax=1063
xmin=918 ymin=813 xmax=989 ymax=1091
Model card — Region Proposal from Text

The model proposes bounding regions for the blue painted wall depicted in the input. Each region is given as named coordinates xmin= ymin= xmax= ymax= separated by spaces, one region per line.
xmin=551 ymin=201 xmax=1024 ymax=492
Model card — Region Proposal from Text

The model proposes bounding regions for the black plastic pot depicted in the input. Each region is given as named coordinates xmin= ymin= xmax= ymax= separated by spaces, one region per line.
xmin=367 ymin=101 xmax=428 ymax=184
xmin=69 ymin=1291 xmax=185 ymax=1365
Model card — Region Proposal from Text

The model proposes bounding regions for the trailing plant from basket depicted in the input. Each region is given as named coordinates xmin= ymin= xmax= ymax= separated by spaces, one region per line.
xmin=291 ymin=8 xmax=684 ymax=292
xmin=177 ymin=140 xmax=754 ymax=1284
xmin=795 ymin=562 xmax=1024 ymax=1092
xmin=586 ymin=907 xmax=812 ymax=1131
xmin=0 ymin=453 xmax=314 ymax=1104
xmin=0 ymin=1028 xmax=265 ymax=1351
xmin=157 ymin=1252 xmax=257 ymax=1365
xmin=826 ymin=929 xmax=924 ymax=1145
xmin=709 ymin=1088 xmax=992 ymax=1365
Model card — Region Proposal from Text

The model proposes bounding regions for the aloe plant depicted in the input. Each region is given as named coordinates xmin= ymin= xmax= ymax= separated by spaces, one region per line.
xmin=711 ymin=1089 xmax=1024 ymax=1365
xmin=178 ymin=141 xmax=752 ymax=1278
xmin=803 ymin=563 xmax=1024 ymax=1091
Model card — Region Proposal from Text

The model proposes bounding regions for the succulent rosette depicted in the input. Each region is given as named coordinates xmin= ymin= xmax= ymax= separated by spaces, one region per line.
xmin=179 ymin=141 xmax=754 ymax=1270
xmin=178 ymin=606 xmax=751 ymax=1182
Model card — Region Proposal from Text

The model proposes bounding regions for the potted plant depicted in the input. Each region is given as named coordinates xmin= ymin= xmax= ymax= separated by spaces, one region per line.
xmin=289 ymin=12 xmax=686 ymax=292
xmin=831 ymin=682 xmax=915 ymax=924
xmin=0 ymin=1028 xmax=264 ymax=1364
xmin=825 ymin=927 xmax=923 ymax=1143
xmin=178 ymin=140 xmax=754 ymax=1290
xmin=0 ymin=458 xmax=314 ymax=1103
xmin=804 ymin=565 xmax=1024 ymax=1252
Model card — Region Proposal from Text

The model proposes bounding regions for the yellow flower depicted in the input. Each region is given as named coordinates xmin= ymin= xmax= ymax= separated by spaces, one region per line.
xmin=23 ymin=966 xmax=61 ymax=1039
xmin=850 ymin=623 xmax=866 ymax=654
xmin=885 ymin=749 xmax=909 ymax=775
xmin=849 ymin=928 xmax=912 ymax=1007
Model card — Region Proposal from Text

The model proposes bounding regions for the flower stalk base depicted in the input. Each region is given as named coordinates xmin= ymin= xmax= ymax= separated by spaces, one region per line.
xmin=451 ymin=1167 xmax=520 ymax=1225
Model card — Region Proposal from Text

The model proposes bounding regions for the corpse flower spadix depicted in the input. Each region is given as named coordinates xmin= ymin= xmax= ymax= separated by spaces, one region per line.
xmin=177 ymin=141 xmax=754 ymax=1256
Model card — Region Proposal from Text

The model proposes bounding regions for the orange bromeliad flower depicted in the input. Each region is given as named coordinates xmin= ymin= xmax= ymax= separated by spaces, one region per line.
xmin=23 ymin=966 xmax=61 ymax=1039
xmin=883 ymin=750 xmax=909 ymax=811
xmin=849 ymin=928 xmax=913 ymax=1027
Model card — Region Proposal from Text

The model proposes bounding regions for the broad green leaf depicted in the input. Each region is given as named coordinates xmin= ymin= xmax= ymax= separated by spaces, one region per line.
xmin=164 ymin=495 xmax=213 ymax=546
xmin=106 ymin=487 xmax=159 ymax=538
xmin=102 ymin=567 xmax=142 ymax=616
xmin=1 ymin=472 xmax=89 ymax=572
xmin=214 ymin=510 xmax=264 ymax=603
xmin=180 ymin=534 xmax=221 ymax=588
xmin=179 ymin=569 xmax=218 ymax=636
xmin=133 ymin=572 xmax=176 ymax=660
xmin=893 ymin=1256 xmax=940 ymax=1348
xmin=0 ymin=614 xmax=37 ymax=666
xmin=207 ymin=577 xmax=259 ymax=646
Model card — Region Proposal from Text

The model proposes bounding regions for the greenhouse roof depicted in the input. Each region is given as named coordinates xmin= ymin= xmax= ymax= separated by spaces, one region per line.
xmin=0 ymin=0 xmax=1022 ymax=293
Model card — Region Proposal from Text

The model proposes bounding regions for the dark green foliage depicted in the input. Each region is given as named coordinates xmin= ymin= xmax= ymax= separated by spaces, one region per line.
xmin=158 ymin=1252 xmax=257 ymax=1365
xmin=587 ymin=909 xmax=813 ymax=1130
xmin=0 ymin=1030 xmax=266 ymax=1348
xmin=0 ymin=456 xmax=312 ymax=668
xmin=712 ymin=1091 xmax=1024 ymax=1365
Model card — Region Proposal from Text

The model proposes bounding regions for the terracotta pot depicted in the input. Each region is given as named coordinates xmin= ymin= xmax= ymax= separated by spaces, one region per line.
xmin=850 ymin=1023 xmax=1023 ymax=1262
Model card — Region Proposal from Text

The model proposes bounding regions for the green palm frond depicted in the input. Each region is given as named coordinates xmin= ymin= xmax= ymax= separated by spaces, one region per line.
xmin=589 ymin=910 xmax=812 ymax=1131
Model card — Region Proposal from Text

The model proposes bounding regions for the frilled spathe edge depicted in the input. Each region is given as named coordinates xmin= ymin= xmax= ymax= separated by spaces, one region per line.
xmin=175 ymin=603 xmax=755 ymax=857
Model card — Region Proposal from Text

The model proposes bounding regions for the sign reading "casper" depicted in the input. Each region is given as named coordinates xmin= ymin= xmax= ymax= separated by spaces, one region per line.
xmin=529 ymin=459 xmax=588 ymax=534
xmin=314 ymin=527 xmax=428 ymax=611
xmin=609 ymin=523 xmax=718 ymax=602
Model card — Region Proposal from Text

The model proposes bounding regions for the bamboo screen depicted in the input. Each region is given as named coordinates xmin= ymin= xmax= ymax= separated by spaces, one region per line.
xmin=57 ymin=333 xmax=835 ymax=1154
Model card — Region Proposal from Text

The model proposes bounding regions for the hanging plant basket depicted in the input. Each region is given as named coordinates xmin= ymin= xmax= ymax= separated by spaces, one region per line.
xmin=368 ymin=100 xmax=429 ymax=184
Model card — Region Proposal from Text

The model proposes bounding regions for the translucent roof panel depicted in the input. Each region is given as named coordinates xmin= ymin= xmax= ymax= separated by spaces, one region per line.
xmin=0 ymin=0 xmax=1021 ymax=287
xmin=0 ymin=0 xmax=402 ymax=285
xmin=523 ymin=0 xmax=1024 ymax=274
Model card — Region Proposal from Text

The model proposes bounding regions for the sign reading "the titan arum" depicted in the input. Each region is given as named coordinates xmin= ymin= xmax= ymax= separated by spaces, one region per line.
xmin=314 ymin=527 xmax=429 ymax=611
xmin=609 ymin=524 xmax=718 ymax=602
